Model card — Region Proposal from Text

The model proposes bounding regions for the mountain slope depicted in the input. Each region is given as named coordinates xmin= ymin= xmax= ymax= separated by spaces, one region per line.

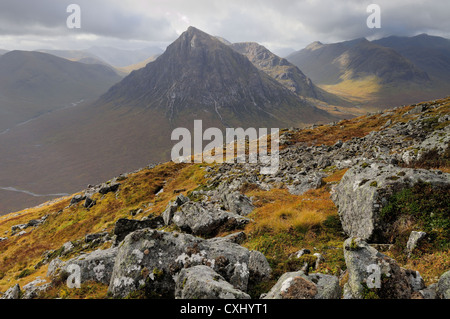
xmin=374 ymin=34 xmax=450 ymax=82
xmin=0 ymin=97 xmax=448 ymax=299
xmin=230 ymin=42 xmax=351 ymax=106
xmin=287 ymin=38 xmax=434 ymax=108
xmin=0 ymin=51 xmax=123 ymax=131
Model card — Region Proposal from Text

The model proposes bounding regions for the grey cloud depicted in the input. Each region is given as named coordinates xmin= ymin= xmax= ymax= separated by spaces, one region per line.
xmin=0 ymin=0 xmax=449 ymax=52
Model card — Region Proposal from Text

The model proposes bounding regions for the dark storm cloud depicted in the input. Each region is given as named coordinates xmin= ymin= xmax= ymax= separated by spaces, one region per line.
xmin=0 ymin=0 xmax=449 ymax=52
xmin=0 ymin=0 xmax=176 ymax=40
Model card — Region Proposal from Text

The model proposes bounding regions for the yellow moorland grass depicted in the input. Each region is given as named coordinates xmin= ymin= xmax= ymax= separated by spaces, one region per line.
xmin=320 ymin=75 xmax=382 ymax=103
xmin=0 ymin=161 xmax=210 ymax=292
xmin=243 ymin=184 xmax=340 ymax=259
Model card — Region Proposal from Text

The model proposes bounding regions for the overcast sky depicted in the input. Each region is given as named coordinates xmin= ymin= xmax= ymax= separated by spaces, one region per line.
xmin=1 ymin=0 xmax=449 ymax=56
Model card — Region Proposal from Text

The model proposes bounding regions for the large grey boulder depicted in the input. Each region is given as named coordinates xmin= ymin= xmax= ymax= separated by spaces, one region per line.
xmin=174 ymin=265 xmax=250 ymax=299
xmin=343 ymin=237 xmax=412 ymax=299
xmin=332 ymin=163 xmax=449 ymax=242
xmin=1 ymin=284 xmax=21 ymax=299
xmin=263 ymin=270 xmax=340 ymax=299
xmin=107 ymin=229 xmax=271 ymax=298
xmin=437 ymin=270 xmax=450 ymax=299
xmin=47 ymin=247 xmax=118 ymax=285
xmin=173 ymin=201 xmax=249 ymax=237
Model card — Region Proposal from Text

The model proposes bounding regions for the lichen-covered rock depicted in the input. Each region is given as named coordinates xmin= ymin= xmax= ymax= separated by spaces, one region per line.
xmin=107 ymin=229 xmax=270 ymax=298
xmin=219 ymin=191 xmax=254 ymax=216
xmin=307 ymin=273 xmax=341 ymax=299
xmin=263 ymin=271 xmax=340 ymax=299
xmin=437 ymin=270 xmax=450 ymax=299
xmin=173 ymin=201 xmax=249 ymax=237
xmin=343 ymin=237 xmax=412 ymax=299
xmin=1 ymin=284 xmax=21 ymax=299
xmin=47 ymin=247 xmax=118 ymax=285
xmin=174 ymin=265 xmax=250 ymax=299
xmin=332 ymin=164 xmax=449 ymax=242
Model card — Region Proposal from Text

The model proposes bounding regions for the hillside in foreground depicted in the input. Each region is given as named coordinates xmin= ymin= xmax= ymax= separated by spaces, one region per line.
xmin=0 ymin=97 xmax=449 ymax=299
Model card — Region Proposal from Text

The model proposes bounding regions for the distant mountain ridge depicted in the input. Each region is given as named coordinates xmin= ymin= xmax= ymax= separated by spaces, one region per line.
xmin=373 ymin=34 xmax=450 ymax=82
xmin=0 ymin=50 xmax=123 ymax=131
xmin=286 ymin=34 xmax=450 ymax=108
xmin=287 ymin=38 xmax=430 ymax=85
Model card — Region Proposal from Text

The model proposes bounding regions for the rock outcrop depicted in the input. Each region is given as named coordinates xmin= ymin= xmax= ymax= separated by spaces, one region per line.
xmin=343 ymin=237 xmax=412 ymax=299
xmin=48 ymin=248 xmax=118 ymax=285
xmin=333 ymin=164 xmax=449 ymax=242
xmin=107 ymin=229 xmax=271 ymax=298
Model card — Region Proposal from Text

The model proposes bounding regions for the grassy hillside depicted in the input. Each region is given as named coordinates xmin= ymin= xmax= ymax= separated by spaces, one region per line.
xmin=1 ymin=97 xmax=448 ymax=298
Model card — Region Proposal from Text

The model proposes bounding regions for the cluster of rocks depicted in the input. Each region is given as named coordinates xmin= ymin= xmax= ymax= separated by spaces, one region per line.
xmin=2 ymin=102 xmax=449 ymax=300
xmin=9 ymin=214 xmax=49 ymax=237
xmin=43 ymin=230 xmax=271 ymax=299
xmin=69 ymin=181 xmax=121 ymax=209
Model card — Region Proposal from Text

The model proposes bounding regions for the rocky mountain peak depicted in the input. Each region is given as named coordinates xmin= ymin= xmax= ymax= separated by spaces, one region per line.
xmin=100 ymin=26 xmax=332 ymax=128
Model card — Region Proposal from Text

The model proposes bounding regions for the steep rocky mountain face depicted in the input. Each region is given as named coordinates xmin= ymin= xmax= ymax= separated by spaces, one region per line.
xmin=230 ymin=42 xmax=350 ymax=106
xmin=0 ymin=50 xmax=123 ymax=131
xmin=0 ymin=97 xmax=448 ymax=300
xmin=287 ymin=38 xmax=439 ymax=108
xmin=100 ymin=26 xmax=333 ymax=128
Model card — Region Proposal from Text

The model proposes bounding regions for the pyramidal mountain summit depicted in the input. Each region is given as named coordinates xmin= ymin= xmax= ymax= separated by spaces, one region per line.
xmin=99 ymin=26 xmax=334 ymax=128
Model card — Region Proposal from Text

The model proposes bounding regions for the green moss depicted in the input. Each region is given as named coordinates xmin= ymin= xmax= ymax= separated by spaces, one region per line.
xmin=361 ymin=282 xmax=380 ymax=299
xmin=152 ymin=268 xmax=164 ymax=280
xmin=361 ymin=162 xmax=370 ymax=169
xmin=15 ymin=268 xmax=34 ymax=279
xmin=370 ymin=181 xmax=378 ymax=187
xmin=349 ymin=238 xmax=359 ymax=250
xmin=380 ymin=181 xmax=450 ymax=250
